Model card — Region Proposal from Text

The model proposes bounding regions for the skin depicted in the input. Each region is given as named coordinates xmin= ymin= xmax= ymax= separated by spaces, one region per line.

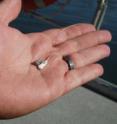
xmin=0 ymin=0 xmax=112 ymax=119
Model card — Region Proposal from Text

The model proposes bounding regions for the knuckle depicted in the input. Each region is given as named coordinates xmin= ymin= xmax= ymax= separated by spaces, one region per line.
xmin=76 ymin=39 xmax=82 ymax=50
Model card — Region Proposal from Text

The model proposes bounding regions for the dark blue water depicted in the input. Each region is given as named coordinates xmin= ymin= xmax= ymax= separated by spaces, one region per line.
xmin=11 ymin=0 xmax=117 ymax=85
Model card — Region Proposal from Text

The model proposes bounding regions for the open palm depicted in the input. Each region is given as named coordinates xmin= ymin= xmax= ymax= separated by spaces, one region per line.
xmin=0 ymin=0 xmax=112 ymax=119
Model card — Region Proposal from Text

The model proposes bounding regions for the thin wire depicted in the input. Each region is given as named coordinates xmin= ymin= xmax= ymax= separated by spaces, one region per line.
xmin=94 ymin=0 xmax=108 ymax=30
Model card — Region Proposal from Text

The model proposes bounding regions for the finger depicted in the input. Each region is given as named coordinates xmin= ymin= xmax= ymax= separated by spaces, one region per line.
xmin=64 ymin=64 xmax=104 ymax=93
xmin=30 ymin=33 xmax=54 ymax=62
xmin=70 ymin=45 xmax=110 ymax=68
xmin=29 ymin=24 xmax=96 ymax=62
xmin=57 ymin=30 xmax=112 ymax=56
xmin=40 ymin=52 xmax=68 ymax=76
xmin=0 ymin=0 xmax=21 ymax=25
xmin=44 ymin=23 xmax=96 ymax=45
xmin=28 ymin=24 xmax=96 ymax=46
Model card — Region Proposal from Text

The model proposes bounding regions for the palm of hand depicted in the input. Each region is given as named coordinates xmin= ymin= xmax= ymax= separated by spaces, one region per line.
xmin=0 ymin=0 xmax=111 ymax=119
xmin=0 ymin=24 xmax=32 ymax=73
xmin=0 ymin=23 xmax=107 ymax=118
xmin=0 ymin=22 xmax=70 ymax=117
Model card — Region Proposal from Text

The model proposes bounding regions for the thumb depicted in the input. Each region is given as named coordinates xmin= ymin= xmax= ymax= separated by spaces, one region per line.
xmin=0 ymin=0 xmax=21 ymax=25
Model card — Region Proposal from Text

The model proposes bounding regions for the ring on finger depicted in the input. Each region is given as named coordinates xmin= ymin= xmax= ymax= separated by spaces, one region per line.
xmin=63 ymin=55 xmax=76 ymax=70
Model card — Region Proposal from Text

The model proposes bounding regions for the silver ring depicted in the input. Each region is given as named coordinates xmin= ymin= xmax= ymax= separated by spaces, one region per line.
xmin=63 ymin=56 xmax=76 ymax=70
xmin=34 ymin=59 xmax=48 ymax=70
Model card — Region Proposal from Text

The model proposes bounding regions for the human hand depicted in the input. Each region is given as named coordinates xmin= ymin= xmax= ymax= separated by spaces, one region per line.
xmin=0 ymin=0 xmax=112 ymax=119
